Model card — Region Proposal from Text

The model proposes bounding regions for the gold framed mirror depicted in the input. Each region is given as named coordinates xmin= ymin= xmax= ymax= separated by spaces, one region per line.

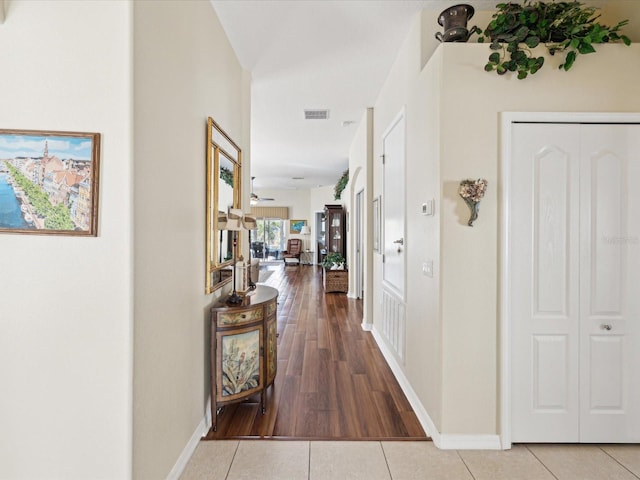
xmin=206 ymin=117 xmax=242 ymax=294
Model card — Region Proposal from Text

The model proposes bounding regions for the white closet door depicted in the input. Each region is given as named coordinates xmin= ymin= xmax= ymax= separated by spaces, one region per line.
xmin=579 ymin=124 xmax=640 ymax=442
xmin=511 ymin=122 xmax=640 ymax=443
xmin=511 ymin=123 xmax=581 ymax=442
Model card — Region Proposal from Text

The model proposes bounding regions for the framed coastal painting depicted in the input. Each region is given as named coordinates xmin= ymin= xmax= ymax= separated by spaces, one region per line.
xmin=289 ymin=219 xmax=307 ymax=234
xmin=0 ymin=129 xmax=101 ymax=236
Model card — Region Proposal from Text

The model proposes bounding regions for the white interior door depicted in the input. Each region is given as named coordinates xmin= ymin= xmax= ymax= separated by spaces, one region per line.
xmin=511 ymin=122 xmax=640 ymax=443
xmin=578 ymin=124 xmax=640 ymax=442
xmin=382 ymin=112 xmax=405 ymax=298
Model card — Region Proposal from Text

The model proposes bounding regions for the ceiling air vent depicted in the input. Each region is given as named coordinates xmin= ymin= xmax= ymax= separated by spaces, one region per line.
xmin=304 ymin=109 xmax=330 ymax=120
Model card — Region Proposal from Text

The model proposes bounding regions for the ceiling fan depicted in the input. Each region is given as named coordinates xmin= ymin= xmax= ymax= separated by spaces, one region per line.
xmin=250 ymin=177 xmax=275 ymax=204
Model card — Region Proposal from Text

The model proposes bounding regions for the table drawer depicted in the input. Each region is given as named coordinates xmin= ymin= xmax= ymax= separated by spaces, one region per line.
xmin=217 ymin=305 xmax=263 ymax=326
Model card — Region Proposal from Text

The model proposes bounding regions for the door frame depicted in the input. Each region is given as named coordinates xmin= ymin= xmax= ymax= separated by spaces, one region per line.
xmin=355 ymin=188 xmax=365 ymax=299
xmin=499 ymin=112 xmax=640 ymax=449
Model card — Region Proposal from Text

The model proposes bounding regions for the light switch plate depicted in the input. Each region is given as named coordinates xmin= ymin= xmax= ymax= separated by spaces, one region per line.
xmin=422 ymin=199 xmax=435 ymax=216
xmin=422 ymin=260 xmax=434 ymax=277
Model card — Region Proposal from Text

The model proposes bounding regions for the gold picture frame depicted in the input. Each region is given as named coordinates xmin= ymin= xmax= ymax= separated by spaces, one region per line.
xmin=289 ymin=219 xmax=307 ymax=234
xmin=0 ymin=129 xmax=101 ymax=236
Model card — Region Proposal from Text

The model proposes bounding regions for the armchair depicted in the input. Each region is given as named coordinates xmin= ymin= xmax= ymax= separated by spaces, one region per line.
xmin=282 ymin=238 xmax=302 ymax=265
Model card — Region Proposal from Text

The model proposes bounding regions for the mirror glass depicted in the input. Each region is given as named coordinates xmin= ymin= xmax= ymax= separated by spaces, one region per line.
xmin=206 ymin=117 xmax=242 ymax=294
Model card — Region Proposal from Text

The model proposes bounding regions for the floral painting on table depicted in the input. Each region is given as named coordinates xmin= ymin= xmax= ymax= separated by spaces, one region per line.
xmin=221 ymin=329 xmax=261 ymax=396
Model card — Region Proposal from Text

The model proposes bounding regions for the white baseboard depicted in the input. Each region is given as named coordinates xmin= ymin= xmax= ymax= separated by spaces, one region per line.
xmin=361 ymin=321 xmax=373 ymax=331
xmin=167 ymin=402 xmax=212 ymax=479
xmin=370 ymin=326 xmax=502 ymax=450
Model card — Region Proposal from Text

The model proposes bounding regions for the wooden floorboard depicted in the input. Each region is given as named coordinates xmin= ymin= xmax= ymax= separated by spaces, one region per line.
xmin=203 ymin=263 xmax=428 ymax=440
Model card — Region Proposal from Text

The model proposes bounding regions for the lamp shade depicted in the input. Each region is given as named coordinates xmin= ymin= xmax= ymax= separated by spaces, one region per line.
xmin=300 ymin=225 xmax=311 ymax=235
xmin=226 ymin=208 xmax=244 ymax=231
xmin=216 ymin=211 xmax=227 ymax=230
xmin=242 ymin=214 xmax=257 ymax=230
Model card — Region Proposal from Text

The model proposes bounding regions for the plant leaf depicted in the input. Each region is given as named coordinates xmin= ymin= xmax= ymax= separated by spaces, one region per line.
xmin=563 ymin=50 xmax=577 ymax=71
xmin=578 ymin=42 xmax=596 ymax=54
xmin=489 ymin=52 xmax=501 ymax=64
xmin=622 ymin=35 xmax=631 ymax=46
xmin=525 ymin=35 xmax=540 ymax=48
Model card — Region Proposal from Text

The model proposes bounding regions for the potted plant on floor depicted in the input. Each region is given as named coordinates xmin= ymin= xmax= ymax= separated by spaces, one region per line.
xmin=479 ymin=0 xmax=631 ymax=79
xmin=322 ymin=252 xmax=348 ymax=293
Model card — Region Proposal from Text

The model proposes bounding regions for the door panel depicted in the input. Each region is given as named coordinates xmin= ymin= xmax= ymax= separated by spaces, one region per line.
xmin=382 ymin=112 xmax=405 ymax=298
xmin=512 ymin=122 xmax=640 ymax=443
xmin=511 ymin=123 xmax=580 ymax=442
xmin=579 ymin=124 xmax=640 ymax=442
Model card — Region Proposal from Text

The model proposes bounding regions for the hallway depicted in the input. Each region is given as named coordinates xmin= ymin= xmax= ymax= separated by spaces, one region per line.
xmin=204 ymin=263 xmax=426 ymax=439
xmin=186 ymin=264 xmax=640 ymax=479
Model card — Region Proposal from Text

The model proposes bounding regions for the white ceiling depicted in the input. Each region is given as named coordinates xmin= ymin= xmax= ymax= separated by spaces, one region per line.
xmin=211 ymin=0 xmax=612 ymax=192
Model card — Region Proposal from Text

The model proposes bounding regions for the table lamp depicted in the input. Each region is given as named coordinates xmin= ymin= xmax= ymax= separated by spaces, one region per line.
xmin=300 ymin=225 xmax=311 ymax=251
xmin=225 ymin=208 xmax=244 ymax=305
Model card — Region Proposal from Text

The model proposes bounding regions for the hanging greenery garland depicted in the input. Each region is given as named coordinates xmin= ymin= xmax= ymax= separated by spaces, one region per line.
xmin=334 ymin=169 xmax=349 ymax=200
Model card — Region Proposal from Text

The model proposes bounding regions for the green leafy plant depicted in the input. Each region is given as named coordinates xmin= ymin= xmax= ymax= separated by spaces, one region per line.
xmin=220 ymin=166 xmax=234 ymax=188
xmin=334 ymin=169 xmax=349 ymax=200
xmin=479 ymin=1 xmax=630 ymax=80
xmin=322 ymin=251 xmax=345 ymax=269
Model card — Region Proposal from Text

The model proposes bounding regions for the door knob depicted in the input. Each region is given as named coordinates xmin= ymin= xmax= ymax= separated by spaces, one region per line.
xmin=601 ymin=324 xmax=612 ymax=331
xmin=393 ymin=238 xmax=404 ymax=245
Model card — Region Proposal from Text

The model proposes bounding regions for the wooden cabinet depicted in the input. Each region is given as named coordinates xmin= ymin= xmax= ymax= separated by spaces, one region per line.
xmin=324 ymin=204 xmax=346 ymax=260
xmin=210 ymin=285 xmax=278 ymax=431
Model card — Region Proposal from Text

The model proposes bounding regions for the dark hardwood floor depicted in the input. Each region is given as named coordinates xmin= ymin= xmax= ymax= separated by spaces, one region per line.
xmin=203 ymin=263 xmax=428 ymax=440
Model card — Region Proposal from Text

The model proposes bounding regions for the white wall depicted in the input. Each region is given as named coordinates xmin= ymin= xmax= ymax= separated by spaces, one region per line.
xmin=133 ymin=1 xmax=249 ymax=478
xmin=438 ymin=42 xmax=640 ymax=435
xmin=372 ymin=13 xmax=444 ymax=433
xmin=371 ymin=5 xmax=640 ymax=442
xmin=0 ymin=1 xmax=133 ymax=478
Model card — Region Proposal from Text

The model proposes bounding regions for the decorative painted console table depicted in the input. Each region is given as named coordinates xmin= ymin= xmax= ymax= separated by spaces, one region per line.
xmin=209 ymin=285 xmax=278 ymax=431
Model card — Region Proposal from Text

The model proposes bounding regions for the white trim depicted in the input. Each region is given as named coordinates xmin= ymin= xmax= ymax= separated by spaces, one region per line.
xmin=499 ymin=112 xmax=640 ymax=450
xmin=361 ymin=320 xmax=373 ymax=331
xmin=371 ymin=326 xmax=501 ymax=449
xmin=166 ymin=401 xmax=212 ymax=480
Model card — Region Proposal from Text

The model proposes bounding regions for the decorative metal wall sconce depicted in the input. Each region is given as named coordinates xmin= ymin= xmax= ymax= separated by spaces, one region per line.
xmin=459 ymin=178 xmax=488 ymax=226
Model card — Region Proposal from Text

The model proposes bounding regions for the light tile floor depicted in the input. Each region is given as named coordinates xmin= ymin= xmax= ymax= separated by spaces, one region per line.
xmin=180 ymin=441 xmax=640 ymax=480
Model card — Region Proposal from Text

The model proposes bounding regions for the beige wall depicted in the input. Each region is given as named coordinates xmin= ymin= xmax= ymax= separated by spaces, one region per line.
xmin=0 ymin=1 xmax=133 ymax=478
xmin=438 ymin=42 xmax=640 ymax=435
xmin=371 ymin=6 xmax=640 ymax=442
xmin=132 ymin=1 xmax=249 ymax=478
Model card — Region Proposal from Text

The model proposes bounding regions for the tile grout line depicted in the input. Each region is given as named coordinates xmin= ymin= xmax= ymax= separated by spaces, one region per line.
xmin=598 ymin=445 xmax=640 ymax=479
xmin=380 ymin=441 xmax=394 ymax=480
xmin=455 ymin=450 xmax=477 ymax=480
xmin=308 ymin=441 xmax=312 ymax=480
xmin=524 ymin=445 xmax=559 ymax=480
xmin=224 ymin=441 xmax=241 ymax=480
